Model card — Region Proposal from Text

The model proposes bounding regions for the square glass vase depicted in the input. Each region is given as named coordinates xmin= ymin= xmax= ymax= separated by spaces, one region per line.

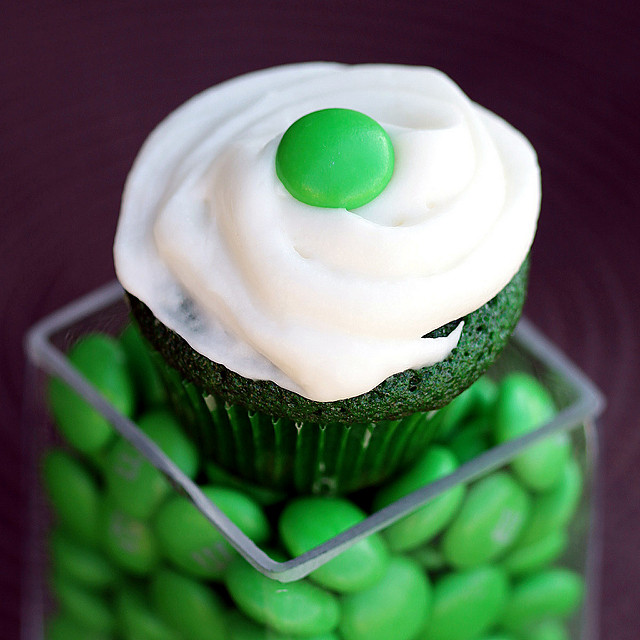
xmin=22 ymin=281 xmax=604 ymax=640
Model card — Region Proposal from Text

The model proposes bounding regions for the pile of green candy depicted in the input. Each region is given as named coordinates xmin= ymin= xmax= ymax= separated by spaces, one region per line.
xmin=43 ymin=325 xmax=587 ymax=640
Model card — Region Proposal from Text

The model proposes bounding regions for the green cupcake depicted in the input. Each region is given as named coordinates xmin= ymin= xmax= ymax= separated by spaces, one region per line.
xmin=114 ymin=63 xmax=541 ymax=494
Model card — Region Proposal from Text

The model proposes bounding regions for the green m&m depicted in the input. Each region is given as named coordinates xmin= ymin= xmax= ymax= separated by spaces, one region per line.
xmin=50 ymin=530 xmax=120 ymax=590
xmin=422 ymin=566 xmax=509 ymax=640
xmin=105 ymin=408 xmax=199 ymax=519
xmin=517 ymin=457 xmax=583 ymax=547
xmin=500 ymin=568 xmax=584 ymax=633
xmin=494 ymin=373 xmax=570 ymax=492
xmin=276 ymin=108 xmax=394 ymax=209
xmin=115 ymin=585 xmax=181 ymax=640
xmin=154 ymin=485 xmax=270 ymax=580
xmin=42 ymin=450 xmax=101 ymax=546
xmin=225 ymin=554 xmax=340 ymax=637
xmin=48 ymin=334 xmax=135 ymax=454
xmin=46 ymin=614 xmax=112 ymax=640
xmin=120 ymin=322 xmax=166 ymax=409
xmin=520 ymin=620 xmax=570 ymax=640
xmin=151 ymin=568 xmax=227 ymax=640
xmin=501 ymin=529 xmax=568 ymax=577
xmin=279 ymin=496 xmax=389 ymax=592
xmin=373 ymin=446 xmax=465 ymax=552
xmin=434 ymin=376 xmax=496 ymax=443
xmin=226 ymin=611 xmax=339 ymax=640
xmin=442 ymin=471 xmax=530 ymax=568
xmin=339 ymin=556 xmax=431 ymax=640
xmin=50 ymin=573 xmax=116 ymax=635
xmin=101 ymin=504 xmax=159 ymax=575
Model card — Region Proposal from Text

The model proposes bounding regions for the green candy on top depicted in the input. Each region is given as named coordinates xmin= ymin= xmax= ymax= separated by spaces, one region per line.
xmin=276 ymin=108 xmax=394 ymax=209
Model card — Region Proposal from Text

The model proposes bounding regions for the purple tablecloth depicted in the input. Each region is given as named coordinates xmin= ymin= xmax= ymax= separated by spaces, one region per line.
xmin=2 ymin=2 xmax=639 ymax=638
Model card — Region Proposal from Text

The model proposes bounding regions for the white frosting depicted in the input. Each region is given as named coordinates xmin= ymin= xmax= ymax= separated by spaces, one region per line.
xmin=114 ymin=63 xmax=541 ymax=402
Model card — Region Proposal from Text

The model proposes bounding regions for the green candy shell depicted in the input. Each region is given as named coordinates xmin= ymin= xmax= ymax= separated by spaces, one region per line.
xmin=518 ymin=458 xmax=583 ymax=547
xmin=501 ymin=529 xmax=568 ymax=576
xmin=42 ymin=450 xmax=101 ymax=546
xmin=151 ymin=568 xmax=227 ymax=640
xmin=339 ymin=556 xmax=431 ymax=640
xmin=105 ymin=408 xmax=198 ymax=519
xmin=374 ymin=446 xmax=464 ymax=552
xmin=46 ymin=614 xmax=112 ymax=640
xmin=225 ymin=555 xmax=340 ymax=637
xmin=50 ymin=573 xmax=116 ymax=635
xmin=408 ymin=546 xmax=447 ymax=571
xmin=501 ymin=569 xmax=584 ymax=633
xmin=227 ymin=611 xmax=339 ymax=640
xmin=48 ymin=334 xmax=135 ymax=454
xmin=449 ymin=416 xmax=491 ymax=463
xmin=154 ymin=486 xmax=269 ymax=580
xmin=101 ymin=504 xmax=159 ymax=575
xmin=279 ymin=497 xmax=389 ymax=592
xmin=50 ymin=530 xmax=120 ymax=590
xmin=423 ymin=566 xmax=509 ymax=640
xmin=120 ymin=322 xmax=166 ymax=408
xmin=442 ymin=471 xmax=530 ymax=568
xmin=205 ymin=462 xmax=286 ymax=506
xmin=115 ymin=585 xmax=181 ymax=640
xmin=276 ymin=108 xmax=394 ymax=209
xmin=494 ymin=373 xmax=569 ymax=492
xmin=433 ymin=381 xmax=483 ymax=442
xmin=520 ymin=619 xmax=570 ymax=640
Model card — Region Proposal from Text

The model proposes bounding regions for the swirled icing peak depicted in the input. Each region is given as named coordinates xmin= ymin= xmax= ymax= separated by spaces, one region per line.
xmin=114 ymin=63 xmax=541 ymax=402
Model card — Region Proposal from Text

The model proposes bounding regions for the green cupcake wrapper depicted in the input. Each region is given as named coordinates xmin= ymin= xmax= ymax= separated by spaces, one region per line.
xmin=150 ymin=351 xmax=441 ymax=495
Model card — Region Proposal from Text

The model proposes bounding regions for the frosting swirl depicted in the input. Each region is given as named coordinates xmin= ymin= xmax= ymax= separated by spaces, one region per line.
xmin=114 ymin=63 xmax=541 ymax=402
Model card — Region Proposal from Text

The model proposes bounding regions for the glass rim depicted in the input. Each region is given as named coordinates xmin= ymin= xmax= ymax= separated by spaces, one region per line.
xmin=24 ymin=280 xmax=605 ymax=582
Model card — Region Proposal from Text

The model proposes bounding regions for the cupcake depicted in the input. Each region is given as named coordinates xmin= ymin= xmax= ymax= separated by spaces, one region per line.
xmin=114 ymin=63 xmax=540 ymax=494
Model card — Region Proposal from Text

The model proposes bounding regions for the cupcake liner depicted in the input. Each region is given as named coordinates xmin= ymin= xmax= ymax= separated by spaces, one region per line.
xmin=150 ymin=351 xmax=441 ymax=495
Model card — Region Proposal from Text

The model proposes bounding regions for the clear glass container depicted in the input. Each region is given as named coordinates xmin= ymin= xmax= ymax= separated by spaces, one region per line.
xmin=22 ymin=282 xmax=604 ymax=640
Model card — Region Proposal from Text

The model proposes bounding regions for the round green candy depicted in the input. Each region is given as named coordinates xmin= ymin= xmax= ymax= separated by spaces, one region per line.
xmin=48 ymin=334 xmax=135 ymax=454
xmin=42 ymin=450 xmax=101 ymax=546
xmin=105 ymin=408 xmax=199 ymax=519
xmin=408 ymin=546 xmax=447 ymax=572
xmin=151 ymin=568 xmax=227 ymax=640
xmin=422 ymin=566 xmax=509 ymax=640
xmin=46 ymin=613 xmax=112 ymax=640
xmin=373 ymin=446 xmax=465 ymax=552
xmin=501 ymin=569 xmax=584 ymax=633
xmin=472 ymin=375 xmax=499 ymax=414
xmin=276 ymin=108 xmax=394 ymax=209
xmin=279 ymin=497 xmax=388 ymax=592
xmin=120 ymin=322 xmax=166 ymax=408
xmin=501 ymin=529 xmax=568 ymax=576
xmin=101 ymin=504 xmax=159 ymax=575
xmin=517 ymin=458 xmax=582 ymax=547
xmin=155 ymin=485 xmax=270 ymax=580
xmin=225 ymin=555 xmax=340 ymax=637
xmin=116 ymin=585 xmax=181 ymax=640
xmin=494 ymin=373 xmax=570 ymax=492
xmin=433 ymin=382 xmax=483 ymax=443
xmin=205 ymin=462 xmax=286 ymax=507
xmin=50 ymin=530 xmax=119 ymax=590
xmin=449 ymin=416 xmax=491 ymax=464
xmin=227 ymin=611 xmax=339 ymax=640
xmin=520 ymin=619 xmax=569 ymax=640
xmin=50 ymin=573 xmax=116 ymax=634
xmin=339 ymin=556 xmax=431 ymax=640
xmin=442 ymin=471 xmax=531 ymax=568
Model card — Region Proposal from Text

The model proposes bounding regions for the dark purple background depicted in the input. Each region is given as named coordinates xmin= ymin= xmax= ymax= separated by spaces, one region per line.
xmin=2 ymin=2 xmax=639 ymax=638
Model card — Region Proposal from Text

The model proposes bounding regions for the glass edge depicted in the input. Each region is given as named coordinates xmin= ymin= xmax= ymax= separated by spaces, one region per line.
xmin=24 ymin=281 xmax=606 ymax=582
